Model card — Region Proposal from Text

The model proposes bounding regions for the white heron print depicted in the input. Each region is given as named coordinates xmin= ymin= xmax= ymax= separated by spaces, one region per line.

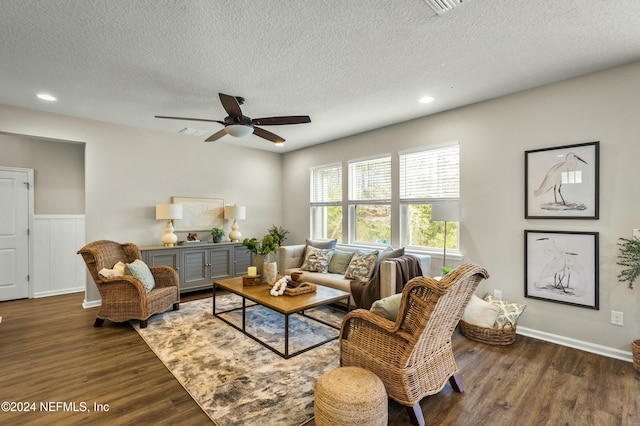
xmin=534 ymin=237 xmax=588 ymax=296
xmin=526 ymin=230 xmax=598 ymax=309
xmin=533 ymin=152 xmax=588 ymax=211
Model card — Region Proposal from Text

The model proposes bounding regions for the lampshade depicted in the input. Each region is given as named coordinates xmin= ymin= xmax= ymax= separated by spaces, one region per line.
xmin=224 ymin=205 xmax=246 ymax=220
xmin=225 ymin=124 xmax=254 ymax=138
xmin=431 ymin=201 xmax=460 ymax=222
xmin=156 ymin=203 xmax=183 ymax=220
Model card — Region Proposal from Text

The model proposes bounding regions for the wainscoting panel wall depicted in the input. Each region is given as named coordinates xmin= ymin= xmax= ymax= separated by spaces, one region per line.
xmin=33 ymin=215 xmax=86 ymax=298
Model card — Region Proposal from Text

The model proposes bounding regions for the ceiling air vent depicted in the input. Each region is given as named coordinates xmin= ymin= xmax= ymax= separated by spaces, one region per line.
xmin=424 ymin=0 xmax=469 ymax=15
xmin=179 ymin=127 xmax=208 ymax=136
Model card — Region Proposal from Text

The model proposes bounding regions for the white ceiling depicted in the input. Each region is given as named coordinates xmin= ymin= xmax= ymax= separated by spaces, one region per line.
xmin=2 ymin=0 xmax=640 ymax=153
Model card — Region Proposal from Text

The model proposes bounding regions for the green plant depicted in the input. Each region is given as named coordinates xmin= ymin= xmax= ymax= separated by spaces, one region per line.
xmin=267 ymin=224 xmax=289 ymax=246
xmin=211 ymin=227 xmax=225 ymax=239
xmin=242 ymin=234 xmax=279 ymax=256
xmin=441 ymin=266 xmax=452 ymax=275
xmin=617 ymin=237 xmax=640 ymax=289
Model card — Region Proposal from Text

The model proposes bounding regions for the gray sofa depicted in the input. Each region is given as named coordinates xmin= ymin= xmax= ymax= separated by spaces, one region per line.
xmin=278 ymin=244 xmax=431 ymax=305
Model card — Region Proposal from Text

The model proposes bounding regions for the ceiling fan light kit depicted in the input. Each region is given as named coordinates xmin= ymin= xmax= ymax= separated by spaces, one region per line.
xmin=156 ymin=92 xmax=311 ymax=145
xmin=225 ymin=124 xmax=254 ymax=138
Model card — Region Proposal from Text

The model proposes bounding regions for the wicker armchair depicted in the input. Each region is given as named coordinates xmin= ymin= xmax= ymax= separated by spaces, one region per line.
xmin=78 ymin=240 xmax=180 ymax=328
xmin=340 ymin=263 xmax=489 ymax=426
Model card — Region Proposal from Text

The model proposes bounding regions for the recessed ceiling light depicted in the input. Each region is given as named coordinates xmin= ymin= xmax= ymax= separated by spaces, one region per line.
xmin=275 ymin=141 xmax=284 ymax=146
xmin=419 ymin=96 xmax=435 ymax=104
xmin=36 ymin=93 xmax=57 ymax=101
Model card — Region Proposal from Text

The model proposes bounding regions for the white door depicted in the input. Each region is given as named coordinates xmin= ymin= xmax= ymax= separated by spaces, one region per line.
xmin=0 ymin=168 xmax=31 ymax=301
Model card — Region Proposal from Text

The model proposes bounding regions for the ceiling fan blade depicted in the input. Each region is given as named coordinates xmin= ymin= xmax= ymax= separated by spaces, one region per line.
xmin=252 ymin=116 xmax=311 ymax=126
xmin=155 ymin=115 xmax=224 ymax=125
xmin=219 ymin=93 xmax=243 ymax=119
xmin=205 ymin=129 xmax=228 ymax=142
xmin=253 ymin=127 xmax=285 ymax=144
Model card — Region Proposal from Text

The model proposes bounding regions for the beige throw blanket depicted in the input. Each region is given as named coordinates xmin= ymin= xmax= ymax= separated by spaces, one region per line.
xmin=350 ymin=255 xmax=423 ymax=309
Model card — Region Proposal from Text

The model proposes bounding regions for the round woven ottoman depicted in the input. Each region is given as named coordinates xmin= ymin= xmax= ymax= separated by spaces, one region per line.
xmin=314 ymin=366 xmax=387 ymax=426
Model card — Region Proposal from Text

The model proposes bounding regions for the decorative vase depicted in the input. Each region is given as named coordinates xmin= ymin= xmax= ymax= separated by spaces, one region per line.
xmin=632 ymin=339 xmax=640 ymax=372
xmin=262 ymin=252 xmax=277 ymax=284
xmin=253 ymin=254 xmax=264 ymax=276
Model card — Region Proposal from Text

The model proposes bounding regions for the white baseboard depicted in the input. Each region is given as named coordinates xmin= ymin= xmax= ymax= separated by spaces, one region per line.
xmin=83 ymin=299 xmax=102 ymax=309
xmin=34 ymin=287 xmax=85 ymax=298
xmin=517 ymin=326 xmax=633 ymax=363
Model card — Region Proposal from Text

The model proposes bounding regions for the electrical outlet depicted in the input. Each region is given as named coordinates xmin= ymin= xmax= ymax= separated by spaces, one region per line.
xmin=493 ymin=289 xmax=502 ymax=300
xmin=611 ymin=311 xmax=624 ymax=326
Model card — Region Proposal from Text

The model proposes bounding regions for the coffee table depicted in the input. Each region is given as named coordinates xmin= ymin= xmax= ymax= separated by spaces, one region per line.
xmin=213 ymin=276 xmax=350 ymax=359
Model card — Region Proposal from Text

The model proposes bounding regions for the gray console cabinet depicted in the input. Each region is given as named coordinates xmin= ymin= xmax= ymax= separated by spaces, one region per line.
xmin=141 ymin=242 xmax=252 ymax=293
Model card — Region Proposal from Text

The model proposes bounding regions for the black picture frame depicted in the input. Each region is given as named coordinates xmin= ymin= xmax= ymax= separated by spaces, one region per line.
xmin=524 ymin=230 xmax=599 ymax=310
xmin=525 ymin=141 xmax=599 ymax=219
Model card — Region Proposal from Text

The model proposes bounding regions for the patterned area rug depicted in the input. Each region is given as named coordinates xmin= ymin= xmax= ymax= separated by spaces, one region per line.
xmin=133 ymin=295 xmax=344 ymax=425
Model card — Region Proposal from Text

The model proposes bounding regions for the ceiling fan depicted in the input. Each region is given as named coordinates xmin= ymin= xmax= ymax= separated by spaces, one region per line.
xmin=155 ymin=93 xmax=311 ymax=144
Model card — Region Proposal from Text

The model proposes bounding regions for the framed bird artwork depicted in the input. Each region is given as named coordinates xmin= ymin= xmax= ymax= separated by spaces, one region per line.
xmin=525 ymin=141 xmax=599 ymax=219
xmin=524 ymin=230 xmax=599 ymax=310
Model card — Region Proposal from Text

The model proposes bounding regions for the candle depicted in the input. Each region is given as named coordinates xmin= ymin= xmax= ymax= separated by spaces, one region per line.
xmin=247 ymin=266 xmax=257 ymax=276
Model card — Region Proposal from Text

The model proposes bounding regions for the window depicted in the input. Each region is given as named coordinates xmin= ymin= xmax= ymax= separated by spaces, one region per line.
xmin=310 ymin=164 xmax=342 ymax=240
xmin=348 ymin=156 xmax=391 ymax=245
xmin=399 ymin=145 xmax=460 ymax=250
xmin=308 ymin=144 xmax=460 ymax=252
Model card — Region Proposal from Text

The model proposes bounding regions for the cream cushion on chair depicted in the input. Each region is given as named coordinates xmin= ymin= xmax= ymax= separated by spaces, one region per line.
xmin=370 ymin=293 xmax=402 ymax=321
xmin=461 ymin=294 xmax=500 ymax=327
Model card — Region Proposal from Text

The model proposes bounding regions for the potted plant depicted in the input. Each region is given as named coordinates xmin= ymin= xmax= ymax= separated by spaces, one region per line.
xmin=211 ymin=227 xmax=225 ymax=243
xmin=242 ymin=234 xmax=280 ymax=282
xmin=267 ymin=224 xmax=289 ymax=247
xmin=617 ymin=236 xmax=640 ymax=371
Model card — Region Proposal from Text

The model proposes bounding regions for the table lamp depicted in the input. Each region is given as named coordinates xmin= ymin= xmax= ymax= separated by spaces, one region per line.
xmin=224 ymin=205 xmax=246 ymax=242
xmin=156 ymin=203 xmax=183 ymax=247
xmin=431 ymin=201 xmax=460 ymax=274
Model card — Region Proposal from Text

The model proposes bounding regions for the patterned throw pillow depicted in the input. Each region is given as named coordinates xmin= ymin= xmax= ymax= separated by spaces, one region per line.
xmin=483 ymin=293 xmax=527 ymax=327
xmin=300 ymin=246 xmax=335 ymax=273
xmin=124 ymin=259 xmax=156 ymax=292
xmin=344 ymin=250 xmax=379 ymax=281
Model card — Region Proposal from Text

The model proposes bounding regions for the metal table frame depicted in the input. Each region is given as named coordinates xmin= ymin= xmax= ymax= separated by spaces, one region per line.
xmin=213 ymin=283 xmax=350 ymax=359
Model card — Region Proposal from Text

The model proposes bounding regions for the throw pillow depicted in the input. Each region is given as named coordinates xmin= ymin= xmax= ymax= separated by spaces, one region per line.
xmin=327 ymin=250 xmax=355 ymax=275
xmin=305 ymin=238 xmax=337 ymax=250
xmin=300 ymin=246 xmax=335 ymax=273
xmin=461 ymin=294 xmax=500 ymax=327
xmin=370 ymin=293 xmax=402 ymax=321
xmin=124 ymin=259 xmax=156 ymax=292
xmin=483 ymin=293 xmax=527 ymax=327
xmin=378 ymin=247 xmax=405 ymax=262
xmin=344 ymin=250 xmax=379 ymax=280
xmin=99 ymin=261 xmax=126 ymax=278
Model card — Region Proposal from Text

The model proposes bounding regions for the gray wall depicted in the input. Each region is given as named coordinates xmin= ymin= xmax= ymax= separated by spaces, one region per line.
xmin=0 ymin=105 xmax=283 ymax=303
xmin=0 ymin=133 xmax=85 ymax=214
xmin=282 ymin=60 xmax=640 ymax=352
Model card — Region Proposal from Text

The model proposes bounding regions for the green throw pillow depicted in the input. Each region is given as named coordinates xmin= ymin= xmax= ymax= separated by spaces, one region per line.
xmin=370 ymin=293 xmax=402 ymax=321
xmin=125 ymin=259 xmax=156 ymax=292
xmin=328 ymin=250 xmax=355 ymax=274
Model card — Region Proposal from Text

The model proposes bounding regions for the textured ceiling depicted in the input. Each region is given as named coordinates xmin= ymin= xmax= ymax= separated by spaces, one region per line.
xmin=2 ymin=0 xmax=640 ymax=152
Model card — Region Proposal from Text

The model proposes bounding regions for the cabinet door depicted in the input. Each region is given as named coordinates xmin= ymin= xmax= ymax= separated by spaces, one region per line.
xmin=182 ymin=249 xmax=208 ymax=291
xmin=233 ymin=246 xmax=253 ymax=277
xmin=209 ymin=246 xmax=232 ymax=280
xmin=145 ymin=249 xmax=180 ymax=270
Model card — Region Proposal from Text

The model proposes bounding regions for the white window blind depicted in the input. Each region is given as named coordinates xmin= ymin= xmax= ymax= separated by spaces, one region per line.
xmin=348 ymin=157 xmax=392 ymax=201
xmin=400 ymin=145 xmax=459 ymax=200
xmin=311 ymin=164 xmax=342 ymax=203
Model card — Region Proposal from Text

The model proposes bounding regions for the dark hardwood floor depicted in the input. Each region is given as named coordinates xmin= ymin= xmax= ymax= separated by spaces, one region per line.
xmin=1 ymin=290 xmax=638 ymax=425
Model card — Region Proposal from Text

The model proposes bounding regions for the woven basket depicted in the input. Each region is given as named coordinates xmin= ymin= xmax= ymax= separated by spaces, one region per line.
xmin=284 ymin=282 xmax=316 ymax=296
xmin=632 ymin=339 xmax=640 ymax=372
xmin=459 ymin=320 xmax=517 ymax=345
